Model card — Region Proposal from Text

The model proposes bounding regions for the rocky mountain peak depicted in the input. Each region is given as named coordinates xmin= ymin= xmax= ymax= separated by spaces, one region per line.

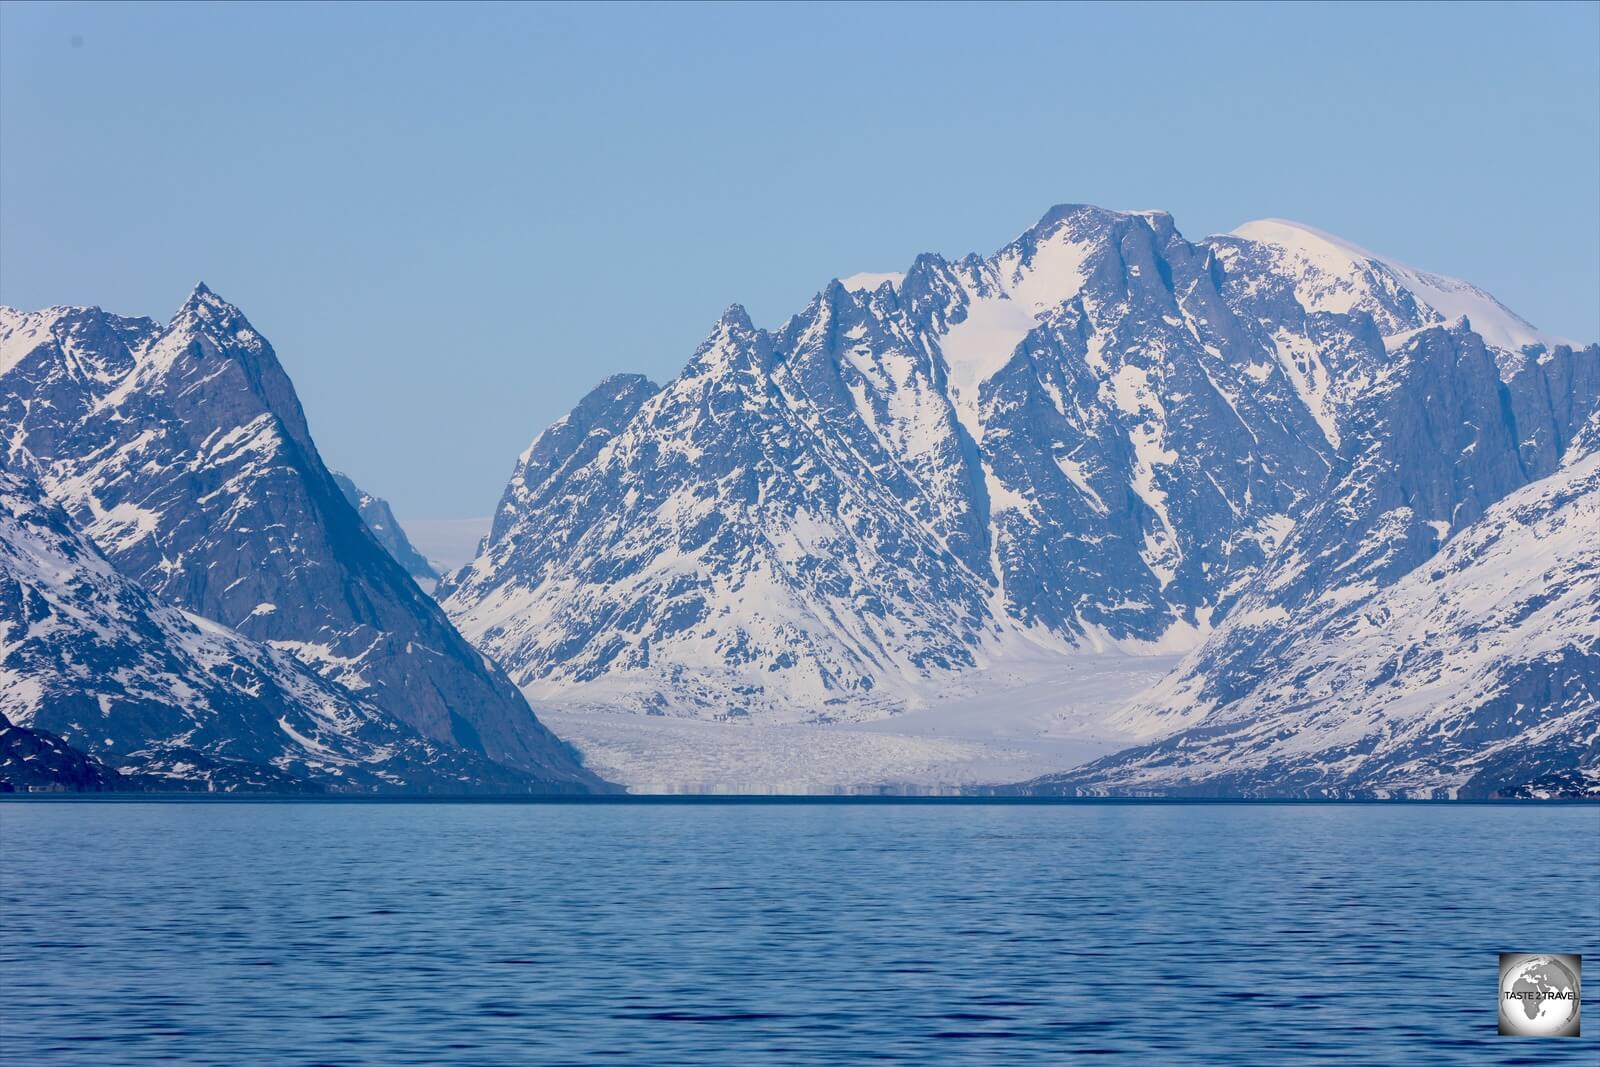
xmin=1 ymin=288 xmax=609 ymax=791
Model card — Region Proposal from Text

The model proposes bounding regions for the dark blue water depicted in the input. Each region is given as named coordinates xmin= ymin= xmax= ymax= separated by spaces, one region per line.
xmin=1 ymin=800 xmax=1596 ymax=1065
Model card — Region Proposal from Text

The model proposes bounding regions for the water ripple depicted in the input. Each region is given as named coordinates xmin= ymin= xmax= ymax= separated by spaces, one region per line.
xmin=0 ymin=801 xmax=1596 ymax=1065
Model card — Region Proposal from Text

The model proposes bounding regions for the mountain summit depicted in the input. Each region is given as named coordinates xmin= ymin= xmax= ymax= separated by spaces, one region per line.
xmin=0 ymin=289 xmax=607 ymax=792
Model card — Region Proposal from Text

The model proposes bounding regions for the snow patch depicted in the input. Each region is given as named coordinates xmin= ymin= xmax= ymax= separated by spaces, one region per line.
xmin=1231 ymin=218 xmax=1571 ymax=355
xmin=936 ymin=228 xmax=1096 ymax=441
xmin=838 ymin=271 xmax=904 ymax=293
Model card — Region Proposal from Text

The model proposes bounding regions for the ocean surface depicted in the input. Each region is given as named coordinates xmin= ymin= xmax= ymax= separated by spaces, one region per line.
xmin=2 ymin=799 xmax=1596 ymax=1065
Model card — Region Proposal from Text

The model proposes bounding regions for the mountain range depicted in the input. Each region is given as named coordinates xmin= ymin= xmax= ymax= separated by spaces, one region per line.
xmin=439 ymin=206 xmax=1597 ymax=796
xmin=3 ymin=204 xmax=1595 ymax=796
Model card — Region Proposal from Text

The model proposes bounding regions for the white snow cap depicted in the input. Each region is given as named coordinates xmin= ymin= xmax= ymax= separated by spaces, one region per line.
xmin=1229 ymin=218 xmax=1575 ymax=355
xmin=838 ymin=271 xmax=905 ymax=294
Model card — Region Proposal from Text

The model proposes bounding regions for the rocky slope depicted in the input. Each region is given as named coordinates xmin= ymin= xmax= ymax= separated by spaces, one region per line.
xmin=0 ymin=467 xmax=569 ymax=792
xmin=0 ymin=288 xmax=605 ymax=791
xmin=1110 ymin=323 xmax=1598 ymax=742
xmin=332 ymin=471 xmax=437 ymax=583
xmin=1027 ymin=413 xmax=1600 ymax=798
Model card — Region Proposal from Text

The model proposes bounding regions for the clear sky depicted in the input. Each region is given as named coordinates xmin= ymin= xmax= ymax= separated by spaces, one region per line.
xmin=3 ymin=2 xmax=1597 ymax=518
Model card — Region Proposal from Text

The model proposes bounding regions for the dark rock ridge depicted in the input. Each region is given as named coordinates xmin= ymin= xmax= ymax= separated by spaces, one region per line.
xmin=0 ymin=288 xmax=607 ymax=792
xmin=332 ymin=471 xmax=437 ymax=581
xmin=1 ymin=710 xmax=127 ymax=793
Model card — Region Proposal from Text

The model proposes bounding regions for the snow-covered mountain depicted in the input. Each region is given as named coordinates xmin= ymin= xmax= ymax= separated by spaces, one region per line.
xmin=443 ymin=207 xmax=1344 ymax=718
xmin=0 ymin=466 xmax=570 ymax=792
xmin=332 ymin=471 xmax=438 ymax=584
xmin=0 ymin=288 xmax=605 ymax=792
xmin=1029 ymin=411 xmax=1600 ymax=798
xmin=441 ymin=204 xmax=1596 ymax=796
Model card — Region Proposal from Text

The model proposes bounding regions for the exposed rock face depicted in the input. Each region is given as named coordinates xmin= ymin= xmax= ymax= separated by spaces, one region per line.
xmin=332 ymin=471 xmax=437 ymax=581
xmin=0 ymin=467 xmax=576 ymax=793
xmin=0 ymin=289 xmax=606 ymax=791
xmin=1028 ymin=413 xmax=1600 ymax=799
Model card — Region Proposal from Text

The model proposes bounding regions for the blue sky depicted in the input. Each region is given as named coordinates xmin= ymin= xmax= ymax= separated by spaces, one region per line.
xmin=3 ymin=2 xmax=1597 ymax=517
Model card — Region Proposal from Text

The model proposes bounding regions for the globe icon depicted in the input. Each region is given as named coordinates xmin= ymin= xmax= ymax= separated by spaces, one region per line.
xmin=1500 ymin=955 xmax=1581 ymax=1037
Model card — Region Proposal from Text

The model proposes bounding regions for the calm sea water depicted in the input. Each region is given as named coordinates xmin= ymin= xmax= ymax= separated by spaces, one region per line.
xmin=1 ymin=800 xmax=1596 ymax=1065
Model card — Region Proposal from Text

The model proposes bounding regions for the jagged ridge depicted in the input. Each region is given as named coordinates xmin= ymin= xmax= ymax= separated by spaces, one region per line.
xmin=443 ymin=203 xmax=1598 ymax=778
